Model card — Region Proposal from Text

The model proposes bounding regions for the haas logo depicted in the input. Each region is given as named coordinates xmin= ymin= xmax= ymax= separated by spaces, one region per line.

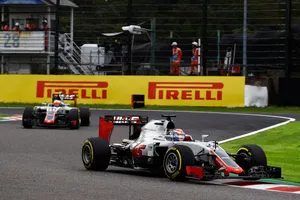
xmin=113 ymin=116 xmax=140 ymax=124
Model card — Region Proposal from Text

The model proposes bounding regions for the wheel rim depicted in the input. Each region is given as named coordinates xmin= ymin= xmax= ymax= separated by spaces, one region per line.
xmin=237 ymin=151 xmax=252 ymax=171
xmin=165 ymin=152 xmax=179 ymax=174
xmin=82 ymin=145 xmax=92 ymax=164
xmin=240 ymin=152 xmax=252 ymax=163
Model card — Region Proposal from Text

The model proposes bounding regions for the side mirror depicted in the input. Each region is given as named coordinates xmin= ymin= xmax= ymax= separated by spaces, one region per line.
xmin=201 ymin=134 xmax=209 ymax=142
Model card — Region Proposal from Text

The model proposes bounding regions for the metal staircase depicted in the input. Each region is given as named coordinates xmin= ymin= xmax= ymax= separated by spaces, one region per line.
xmin=58 ymin=33 xmax=94 ymax=75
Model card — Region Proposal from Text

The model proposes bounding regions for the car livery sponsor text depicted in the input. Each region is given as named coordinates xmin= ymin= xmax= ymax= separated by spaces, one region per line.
xmin=113 ymin=116 xmax=140 ymax=124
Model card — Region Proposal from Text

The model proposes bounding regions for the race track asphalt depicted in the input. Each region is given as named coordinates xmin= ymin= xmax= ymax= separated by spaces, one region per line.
xmin=0 ymin=108 xmax=299 ymax=200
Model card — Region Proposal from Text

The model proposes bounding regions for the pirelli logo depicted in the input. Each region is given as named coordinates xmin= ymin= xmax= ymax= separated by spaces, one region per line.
xmin=148 ymin=82 xmax=224 ymax=100
xmin=36 ymin=81 xmax=108 ymax=99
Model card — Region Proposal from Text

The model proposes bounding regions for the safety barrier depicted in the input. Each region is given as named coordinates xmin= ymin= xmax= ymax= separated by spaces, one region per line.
xmin=244 ymin=85 xmax=268 ymax=107
xmin=0 ymin=75 xmax=245 ymax=107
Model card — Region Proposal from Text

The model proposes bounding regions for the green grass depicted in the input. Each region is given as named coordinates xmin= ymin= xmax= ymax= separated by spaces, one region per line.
xmin=1 ymin=102 xmax=300 ymax=114
xmin=221 ymin=121 xmax=300 ymax=183
xmin=0 ymin=114 xmax=8 ymax=118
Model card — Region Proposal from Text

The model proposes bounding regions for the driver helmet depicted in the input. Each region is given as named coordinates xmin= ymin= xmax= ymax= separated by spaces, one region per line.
xmin=170 ymin=129 xmax=186 ymax=141
xmin=59 ymin=93 xmax=65 ymax=101
xmin=53 ymin=100 xmax=62 ymax=107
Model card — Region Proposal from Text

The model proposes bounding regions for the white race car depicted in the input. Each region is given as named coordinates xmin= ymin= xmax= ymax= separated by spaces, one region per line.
xmin=22 ymin=93 xmax=91 ymax=129
xmin=81 ymin=115 xmax=281 ymax=181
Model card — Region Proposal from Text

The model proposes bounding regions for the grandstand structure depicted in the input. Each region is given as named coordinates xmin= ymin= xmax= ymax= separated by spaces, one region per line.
xmin=0 ymin=0 xmax=98 ymax=75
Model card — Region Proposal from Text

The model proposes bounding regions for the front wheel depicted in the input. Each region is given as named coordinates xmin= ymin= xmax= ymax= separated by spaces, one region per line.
xmin=163 ymin=145 xmax=195 ymax=181
xmin=22 ymin=107 xmax=34 ymax=128
xmin=235 ymin=144 xmax=267 ymax=180
xmin=68 ymin=109 xmax=80 ymax=129
xmin=80 ymin=107 xmax=91 ymax=126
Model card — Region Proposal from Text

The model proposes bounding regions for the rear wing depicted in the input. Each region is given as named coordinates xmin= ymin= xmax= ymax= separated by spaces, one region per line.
xmin=99 ymin=115 xmax=149 ymax=142
xmin=52 ymin=93 xmax=78 ymax=107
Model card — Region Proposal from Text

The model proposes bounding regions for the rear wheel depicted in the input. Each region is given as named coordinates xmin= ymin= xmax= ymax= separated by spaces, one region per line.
xmin=68 ymin=109 xmax=80 ymax=129
xmin=82 ymin=137 xmax=111 ymax=171
xmin=80 ymin=107 xmax=91 ymax=126
xmin=22 ymin=107 xmax=34 ymax=128
xmin=163 ymin=145 xmax=195 ymax=181
xmin=235 ymin=144 xmax=267 ymax=180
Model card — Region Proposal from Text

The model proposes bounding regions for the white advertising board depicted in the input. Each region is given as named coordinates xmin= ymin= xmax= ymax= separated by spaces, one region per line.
xmin=0 ymin=31 xmax=45 ymax=53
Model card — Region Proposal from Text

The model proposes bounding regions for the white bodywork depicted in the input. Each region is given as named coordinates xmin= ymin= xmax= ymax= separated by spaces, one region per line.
xmin=115 ymin=118 xmax=237 ymax=168
xmin=34 ymin=94 xmax=77 ymax=113
xmin=33 ymin=101 xmax=78 ymax=124
xmin=34 ymin=102 xmax=75 ymax=113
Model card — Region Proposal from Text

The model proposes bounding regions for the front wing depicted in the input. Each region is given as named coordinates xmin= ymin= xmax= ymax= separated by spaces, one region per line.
xmin=186 ymin=165 xmax=282 ymax=180
xmin=31 ymin=114 xmax=71 ymax=128
xmin=35 ymin=122 xmax=70 ymax=128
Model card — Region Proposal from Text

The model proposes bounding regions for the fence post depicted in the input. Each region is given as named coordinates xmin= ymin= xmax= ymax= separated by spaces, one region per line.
xmin=217 ymin=30 xmax=220 ymax=67
xmin=54 ymin=0 xmax=60 ymax=75
xmin=285 ymin=0 xmax=292 ymax=78
xmin=201 ymin=0 xmax=207 ymax=76
xmin=127 ymin=0 xmax=132 ymax=75
xmin=243 ymin=0 xmax=247 ymax=76
xmin=151 ymin=18 xmax=156 ymax=70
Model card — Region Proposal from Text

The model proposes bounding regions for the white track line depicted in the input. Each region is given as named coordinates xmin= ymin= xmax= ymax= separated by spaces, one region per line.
xmin=241 ymin=184 xmax=285 ymax=190
xmin=218 ymin=117 xmax=295 ymax=144
xmin=91 ymin=108 xmax=296 ymax=144
xmin=86 ymin=108 xmax=296 ymax=144
xmin=0 ymin=107 xmax=296 ymax=143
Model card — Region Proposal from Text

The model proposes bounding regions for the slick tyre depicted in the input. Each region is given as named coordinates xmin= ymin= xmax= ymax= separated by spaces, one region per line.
xmin=68 ymin=109 xmax=80 ymax=129
xmin=235 ymin=144 xmax=267 ymax=180
xmin=163 ymin=145 xmax=195 ymax=181
xmin=22 ymin=107 xmax=34 ymax=128
xmin=80 ymin=107 xmax=91 ymax=126
xmin=82 ymin=137 xmax=111 ymax=171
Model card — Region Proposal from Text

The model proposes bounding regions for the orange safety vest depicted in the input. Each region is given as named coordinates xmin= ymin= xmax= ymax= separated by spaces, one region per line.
xmin=12 ymin=27 xmax=20 ymax=31
xmin=172 ymin=47 xmax=182 ymax=62
xmin=44 ymin=25 xmax=49 ymax=33
xmin=25 ymin=23 xmax=32 ymax=30
xmin=231 ymin=66 xmax=241 ymax=74
xmin=191 ymin=48 xmax=199 ymax=63
xmin=2 ymin=25 xmax=9 ymax=30
xmin=31 ymin=24 xmax=36 ymax=30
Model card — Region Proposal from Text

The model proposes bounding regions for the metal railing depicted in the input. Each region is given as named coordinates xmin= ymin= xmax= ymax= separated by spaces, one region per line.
xmin=58 ymin=33 xmax=94 ymax=75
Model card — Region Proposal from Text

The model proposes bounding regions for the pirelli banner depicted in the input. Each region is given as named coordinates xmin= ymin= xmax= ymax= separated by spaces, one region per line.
xmin=0 ymin=75 xmax=245 ymax=107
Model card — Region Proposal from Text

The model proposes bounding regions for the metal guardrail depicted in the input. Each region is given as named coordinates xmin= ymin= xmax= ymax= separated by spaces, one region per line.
xmin=58 ymin=33 xmax=94 ymax=75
